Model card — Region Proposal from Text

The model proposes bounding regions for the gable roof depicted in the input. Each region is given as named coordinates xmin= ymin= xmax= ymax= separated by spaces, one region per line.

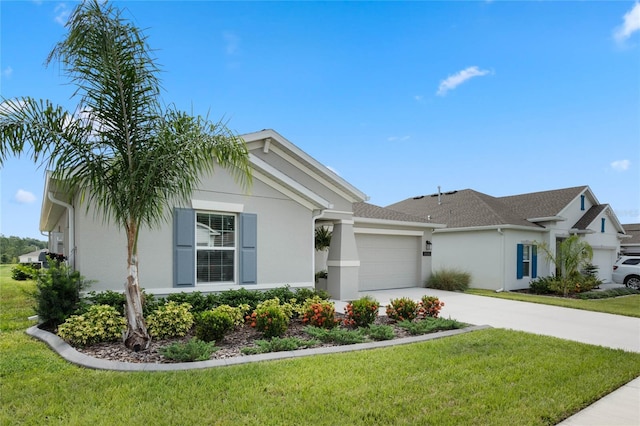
xmin=387 ymin=189 xmax=541 ymax=229
xmin=354 ymin=202 xmax=429 ymax=223
xmin=498 ymin=186 xmax=588 ymax=220
xmin=572 ymin=204 xmax=608 ymax=230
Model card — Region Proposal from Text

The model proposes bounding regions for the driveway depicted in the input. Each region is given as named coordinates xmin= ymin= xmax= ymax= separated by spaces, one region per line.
xmin=346 ymin=287 xmax=640 ymax=353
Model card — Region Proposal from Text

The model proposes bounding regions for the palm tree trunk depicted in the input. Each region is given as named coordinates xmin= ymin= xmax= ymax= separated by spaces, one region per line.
xmin=124 ymin=224 xmax=151 ymax=351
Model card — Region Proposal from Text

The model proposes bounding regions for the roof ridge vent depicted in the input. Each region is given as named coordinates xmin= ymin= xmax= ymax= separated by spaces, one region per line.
xmin=413 ymin=195 xmax=425 ymax=200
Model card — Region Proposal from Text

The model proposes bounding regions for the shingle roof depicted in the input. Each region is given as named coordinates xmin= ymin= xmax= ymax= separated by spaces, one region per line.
xmin=386 ymin=189 xmax=542 ymax=229
xmin=622 ymin=223 xmax=640 ymax=245
xmin=573 ymin=204 xmax=608 ymax=230
xmin=353 ymin=202 xmax=429 ymax=223
xmin=497 ymin=186 xmax=587 ymax=219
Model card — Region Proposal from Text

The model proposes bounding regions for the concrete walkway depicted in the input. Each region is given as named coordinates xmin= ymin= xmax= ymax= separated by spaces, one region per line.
xmin=350 ymin=287 xmax=640 ymax=426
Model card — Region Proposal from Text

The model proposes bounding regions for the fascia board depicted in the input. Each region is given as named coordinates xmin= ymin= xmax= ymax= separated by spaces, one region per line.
xmin=528 ymin=216 xmax=566 ymax=222
xmin=434 ymin=224 xmax=548 ymax=234
xmin=354 ymin=217 xmax=446 ymax=229
xmin=39 ymin=171 xmax=54 ymax=231
xmin=249 ymin=154 xmax=332 ymax=209
xmin=242 ymin=129 xmax=368 ymax=202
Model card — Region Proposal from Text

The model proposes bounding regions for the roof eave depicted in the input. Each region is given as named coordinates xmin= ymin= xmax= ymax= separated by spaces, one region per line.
xmin=434 ymin=224 xmax=547 ymax=233
xmin=354 ymin=217 xmax=447 ymax=229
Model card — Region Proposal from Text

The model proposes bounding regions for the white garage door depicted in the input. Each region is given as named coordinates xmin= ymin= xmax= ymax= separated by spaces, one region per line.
xmin=356 ymin=234 xmax=421 ymax=291
xmin=592 ymin=248 xmax=616 ymax=283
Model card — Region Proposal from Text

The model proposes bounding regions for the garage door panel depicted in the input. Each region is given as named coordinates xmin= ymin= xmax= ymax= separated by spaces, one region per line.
xmin=356 ymin=234 xmax=420 ymax=291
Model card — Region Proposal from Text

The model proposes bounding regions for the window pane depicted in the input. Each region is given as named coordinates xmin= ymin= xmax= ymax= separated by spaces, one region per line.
xmin=196 ymin=213 xmax=235 ymax=248
xmin=197 ymin=250 xmax=235 ymax=283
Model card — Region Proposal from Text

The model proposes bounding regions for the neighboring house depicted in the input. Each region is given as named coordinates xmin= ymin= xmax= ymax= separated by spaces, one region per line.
xmin=18 ymin=249 xmax=47 ymax=264
xmin=39 ymin=129 xmax=442 ymax=300
xmin=621 ymin=224 xmax=640 ymax=256
xmin=387 ymin=186 xmax=626 ymax=290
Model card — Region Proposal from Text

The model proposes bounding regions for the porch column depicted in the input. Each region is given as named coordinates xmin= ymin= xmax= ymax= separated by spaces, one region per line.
xmin=326 ymin=220 xmax=360 ymax=300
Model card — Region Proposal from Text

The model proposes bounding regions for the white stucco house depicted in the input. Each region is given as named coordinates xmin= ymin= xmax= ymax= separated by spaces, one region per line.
xmin=621 ymin=224 xmax=640 ymax=256
xmin=387 ymin=186 xmax=626 ymax=291
xmin=39 ymin=129 xmax=442 ymax=300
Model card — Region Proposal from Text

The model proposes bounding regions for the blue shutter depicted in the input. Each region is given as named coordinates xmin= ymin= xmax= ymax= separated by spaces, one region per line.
xmin=516 ymin=244 xmax=524 ymax=279
xmin=601 ymin=218 xmax=605 ymax=233
xmin=174 ymin=208 xmax=195 ymax=287
xmin=239 ymin=213 xmax=257 ymax=284
xmin=531 ymin=245 xmax=537 ymax=279
xmin=580 ymin=195 xmax=585 ymax=211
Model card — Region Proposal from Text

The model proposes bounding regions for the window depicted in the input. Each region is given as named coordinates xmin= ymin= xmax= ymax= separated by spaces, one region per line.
xmin=517 ymin=243 xmax=537 ymax=279
xmin=196 ymin=212 xmax=236 ymax=283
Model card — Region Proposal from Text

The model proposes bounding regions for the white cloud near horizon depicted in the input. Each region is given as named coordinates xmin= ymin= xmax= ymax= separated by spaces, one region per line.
xmin=15 ymin=189 xmax=36 ymax=204
xmin=611 ymin=159 xmax=631 ymax=171
xmin=437 ymin=66 xmax=490 ymax=96
xmin=614 ymin=2 xmax=640 ymax=43
xmin=54 ymin=3 xmax=70 ymax=26
xmin=2 ymin=66 xmax=13 ymax=78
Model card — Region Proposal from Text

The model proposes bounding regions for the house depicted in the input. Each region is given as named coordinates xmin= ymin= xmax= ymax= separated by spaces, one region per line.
xmin=18 ymin=249 xmax=47 ymax=264
xmin=620 ymin=224 xmax=640 ymax=256
xmin=39 ymin=129 xmax=442 ymax=300
xmin=387 ymin=186 xmax=626 ymax=290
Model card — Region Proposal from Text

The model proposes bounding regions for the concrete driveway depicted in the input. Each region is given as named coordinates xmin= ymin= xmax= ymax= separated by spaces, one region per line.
xmin=349 ymin=287 xmax=640 ymax=353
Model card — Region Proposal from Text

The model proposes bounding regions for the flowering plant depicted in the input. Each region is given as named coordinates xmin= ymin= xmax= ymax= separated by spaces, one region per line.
xmin=385 ymin=297 xmax=419 ymax=322
xmin=302 ymin=301 xmax=338 ymax=329
xmin=343 ymin=296 xmax=379 ymax=328
xmin=419 ymin=296 xmax=444 ymax=318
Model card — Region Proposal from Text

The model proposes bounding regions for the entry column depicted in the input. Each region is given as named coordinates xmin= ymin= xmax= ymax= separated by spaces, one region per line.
xmin=326 ymin=219 xmax=360 ymax=300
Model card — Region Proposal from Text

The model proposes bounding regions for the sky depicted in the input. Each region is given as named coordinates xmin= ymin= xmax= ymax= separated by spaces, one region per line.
xmin=1 ymin=0 xmax=639 ymax=240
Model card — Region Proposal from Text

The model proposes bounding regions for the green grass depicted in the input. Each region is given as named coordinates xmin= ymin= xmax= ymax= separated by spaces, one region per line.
xmin=466 ymin=288 xmax=640 ymax=318
xmin=2 ymin=265 xmax=640 ymax=425
xmin=0 ymin=264 xmax=37 ymax=331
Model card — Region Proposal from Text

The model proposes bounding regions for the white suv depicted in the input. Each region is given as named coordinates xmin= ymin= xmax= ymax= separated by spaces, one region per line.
xmin=612 ymin=256 xmax=640 ymax=289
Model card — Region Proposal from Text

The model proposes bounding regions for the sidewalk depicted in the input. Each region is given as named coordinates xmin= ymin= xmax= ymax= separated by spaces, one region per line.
xmin=354 ymin=287 xmax=640 ymax=426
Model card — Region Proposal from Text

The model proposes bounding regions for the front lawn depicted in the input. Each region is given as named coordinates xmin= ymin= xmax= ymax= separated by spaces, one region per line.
xmin=466 ymin=288 xmax=640 ymax=318
xmin=2 ymin=266 xmax=640 ymax=425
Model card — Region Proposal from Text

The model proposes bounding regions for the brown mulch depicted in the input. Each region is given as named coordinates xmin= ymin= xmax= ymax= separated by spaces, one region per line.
xmin=71 ymin=316 xmax=413 ymax=364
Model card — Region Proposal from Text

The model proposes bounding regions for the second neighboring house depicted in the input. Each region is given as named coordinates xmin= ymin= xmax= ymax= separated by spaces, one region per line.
xmin=18 ymin=249 xmax=47 ymax=264
xmin=621 ymin=224 xmax=640 ymax=256
xmin=387 ymin=186 xmax=626 ymax=290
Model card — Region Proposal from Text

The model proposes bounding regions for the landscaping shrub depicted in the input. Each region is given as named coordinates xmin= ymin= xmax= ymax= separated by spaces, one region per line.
xmin=146 ymin=301 xmax=194 ymax=339
xmin=33 ymin=261 xmax=90 ymax=327
xmin=302 ymin=300 xmax=338 ymax=329
xmin=576 ymin=287 xmax=640 ymax=299
xmin=57 ymin=304 xmax=125 ymax=346
xmin=343 ymin=296 xmax=379 ymax=328
xmin=84 ymin=290 xmax=126 ymax=315
xmin=397 ymin=317 xmax=466 ymax=335
xmin=247 ymin=299 xmax=290 ymax=338
xmin=386 ymin=297 xmax=419 ymax=322
xmin=427 ymin=268 xmax=470 ymax=291
xmin=11 ymin=264 xmax=36 ymax=281
xmin=159 ymin=338 xmax=218 ymax=362
xmin=167 ymin=291 xmax=211 ymax=313
xmin=419 ymin=296 xmax=445 ymax=318
xmin=529 ymin=276 xmax=556 ymax=295
xmin=214 ymin=287 xmax=263 ymax=310
xmin=364 ymin=324 xmax=395 ymax=341
xmin=241 ymin=337 xmax=320 ymax=355
xmin=195 ymin=309 xmax=235 ymax=342
xmin=304 ymin=326 xmax=367 ymax=345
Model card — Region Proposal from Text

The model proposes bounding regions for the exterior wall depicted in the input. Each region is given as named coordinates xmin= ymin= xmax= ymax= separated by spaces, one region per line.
xmin=432 ymin=228 xmax=545 ymax=291
xmin=73 ymin=167 xmax=315 ymax=295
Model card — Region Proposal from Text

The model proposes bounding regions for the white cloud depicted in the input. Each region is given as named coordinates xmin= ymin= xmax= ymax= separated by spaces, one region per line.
xmin=2 ymin=66 xmax=13 ymax=78
xmin=15 ymin=189 xmax=36 ymax=204
xmin=387 ymin=135 xmax=411 ymax=142
xmin=54 ymin=3 xmax=70 ymax=26
xmin=223 ymin=31 xmax=240 ymax=55
xmin=614 ymin=2 xmax=640 ymax=43
xmin=414 ymin=95 xmax=424 ymax=102
xmin=611 ymin=159 xmax=631 ymax=171
xmin=437 ymin=66 xmax=490 ymax=96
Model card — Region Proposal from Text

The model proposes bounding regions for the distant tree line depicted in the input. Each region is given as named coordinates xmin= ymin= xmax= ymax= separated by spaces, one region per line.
xmin=0 ymin=235 xmax=47 ymax=264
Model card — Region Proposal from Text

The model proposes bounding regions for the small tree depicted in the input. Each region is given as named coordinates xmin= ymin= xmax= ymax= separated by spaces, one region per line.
xmin=0 ymin=1 xmax=251 ymax=350
xmin=537 ymin=235 xmax=593 ymax=297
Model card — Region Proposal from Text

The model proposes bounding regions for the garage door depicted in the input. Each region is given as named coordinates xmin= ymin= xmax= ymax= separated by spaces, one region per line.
xmin=592 ymin=248 xmax=616 ymax=283
xmin=356 ymin=234 xmax=421 ymax=291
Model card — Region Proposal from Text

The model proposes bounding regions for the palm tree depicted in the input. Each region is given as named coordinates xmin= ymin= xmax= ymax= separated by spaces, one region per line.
xmin=537 ymin=235 xmax=593 ymax=297
xmin=0 ymin=0 xmax=251 ymax=350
